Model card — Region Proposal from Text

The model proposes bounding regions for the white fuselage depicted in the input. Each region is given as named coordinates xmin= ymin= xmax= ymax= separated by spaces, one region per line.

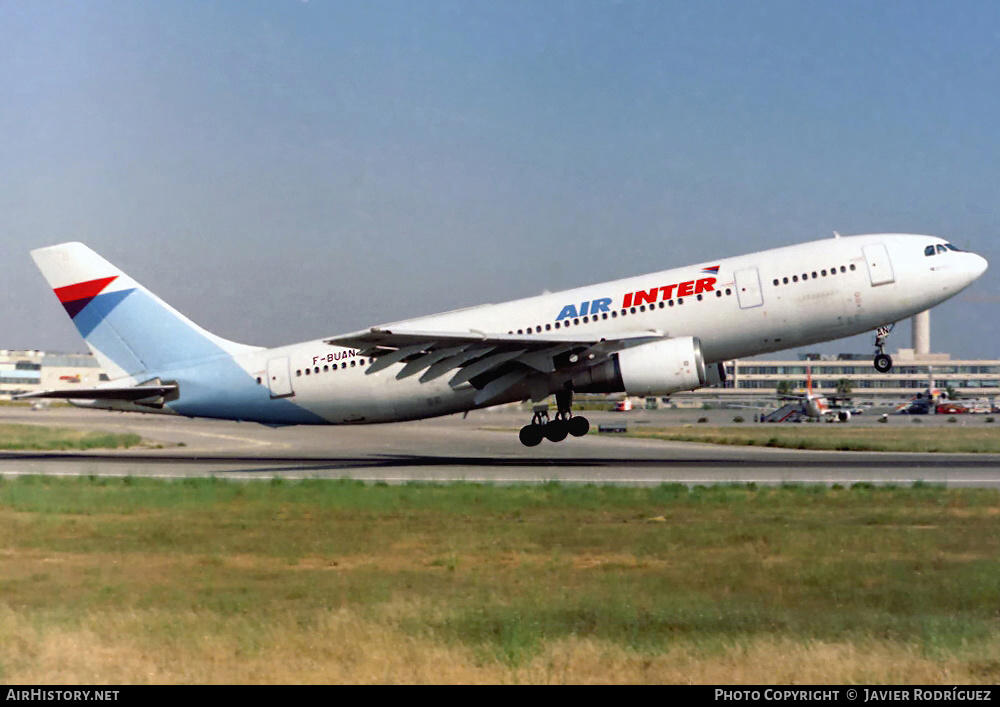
xmin=177 ymin=233 xmax=982 ymax=425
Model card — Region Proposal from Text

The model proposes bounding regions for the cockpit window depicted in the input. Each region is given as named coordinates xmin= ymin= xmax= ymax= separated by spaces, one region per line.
xmin=925 ymin=242 xmax=966 ymax=256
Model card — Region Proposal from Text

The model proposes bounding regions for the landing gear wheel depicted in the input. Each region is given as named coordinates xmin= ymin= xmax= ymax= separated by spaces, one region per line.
xmin=544 ymin=420 xmax=569 ymax=443
xmin=872 ymin=323 xmax=895 ymax=373
xmin=518 ymin=385 xmax=589 ymax=445
xmin=519 ymin=424 xmax=544 ymax=447
xmin=567 ymin=416 xmax=590 ymax=437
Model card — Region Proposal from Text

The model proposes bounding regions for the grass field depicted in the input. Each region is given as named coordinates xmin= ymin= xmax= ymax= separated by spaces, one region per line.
xmin=1 ymin=476 xmax=998 ymax=684
xmin=0 ymin=423 xmax=142 ymax=451
xmin=620 ymin=425 xmax=1000 ymax=453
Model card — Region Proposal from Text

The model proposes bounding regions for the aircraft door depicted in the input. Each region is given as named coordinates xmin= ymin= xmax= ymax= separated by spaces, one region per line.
xmin=266 ymin=357 xmax=294 ymax=398
xmin=862 ymin=244 xmax=895 ymax=286
xmin=734 ymin=267 xmax=764 ymax=309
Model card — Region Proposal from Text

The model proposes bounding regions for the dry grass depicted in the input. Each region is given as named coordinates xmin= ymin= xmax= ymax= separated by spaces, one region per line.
xmin=0 ymin=423 xmax=141 ymax=450
xmin=3 ymin=604 xmax=997 ymax=685
xmin=1 ymin=478 xmax=999 ymax=684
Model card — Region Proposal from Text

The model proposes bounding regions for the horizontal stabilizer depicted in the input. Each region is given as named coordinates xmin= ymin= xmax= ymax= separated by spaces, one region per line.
xmin=15 ymin=384 xmax=178 ymax=401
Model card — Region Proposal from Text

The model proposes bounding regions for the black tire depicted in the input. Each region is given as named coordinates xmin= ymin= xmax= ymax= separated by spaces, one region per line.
xmin=567 ymin=416 xmax=590 ymax=437
xmin=874 ymin=353 xmax=893 ymax=373
xmin=519 ymin=424 xmax=544 ymax=447
xmin=544 ymin=420 xmax=569 ymax=443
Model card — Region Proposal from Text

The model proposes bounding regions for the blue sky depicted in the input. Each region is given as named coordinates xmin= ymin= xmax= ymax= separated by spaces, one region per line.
xmin=2 ymin=1 xmax=998 ymax=358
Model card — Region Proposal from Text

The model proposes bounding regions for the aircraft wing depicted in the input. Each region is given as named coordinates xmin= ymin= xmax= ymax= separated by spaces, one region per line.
xmin=325 ymin=327 xmax=665 ymax=405
xmin=15 ymin=384 xmax=178 ymax=402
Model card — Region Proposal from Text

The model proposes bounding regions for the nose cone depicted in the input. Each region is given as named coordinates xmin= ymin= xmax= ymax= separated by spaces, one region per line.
xmin=972 ymin=252 xmax=989 ymax=280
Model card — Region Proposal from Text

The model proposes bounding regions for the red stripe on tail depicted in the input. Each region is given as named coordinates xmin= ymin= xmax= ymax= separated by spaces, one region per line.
xmin=53 ymin=276 xmax=118 ymax=304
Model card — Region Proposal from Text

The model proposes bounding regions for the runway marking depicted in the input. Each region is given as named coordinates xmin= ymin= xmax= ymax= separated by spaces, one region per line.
xmin=157 ymin=429 xmax=289 ymax=450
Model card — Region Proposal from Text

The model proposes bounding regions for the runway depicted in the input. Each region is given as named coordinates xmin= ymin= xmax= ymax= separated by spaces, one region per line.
xmin=2 ymin=406 xmax=999 ymax=487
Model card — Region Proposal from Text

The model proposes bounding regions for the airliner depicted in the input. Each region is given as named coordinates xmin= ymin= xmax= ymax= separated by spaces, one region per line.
xmin=764 ymin=367 xmax=852 ymax=423
xmin=20 ymin=234 xmax=987 ymax=446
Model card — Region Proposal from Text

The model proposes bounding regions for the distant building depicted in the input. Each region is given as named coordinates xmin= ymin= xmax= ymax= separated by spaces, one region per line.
xmin=717 ymin=348 xmax=1000 ymax=400
xmin=0 ymin=350 xmax=107 ymax=400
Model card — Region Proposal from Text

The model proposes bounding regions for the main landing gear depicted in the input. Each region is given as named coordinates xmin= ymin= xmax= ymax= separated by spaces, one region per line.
xmin=873 ymin=323 xmax=894 ymax=373
xmin=519 ymin=387 xmax=590 ymax=447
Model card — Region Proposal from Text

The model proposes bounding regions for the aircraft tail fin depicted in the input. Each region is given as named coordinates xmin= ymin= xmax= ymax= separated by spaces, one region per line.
xmin=31 ymin=243 xmax=260 ymax=379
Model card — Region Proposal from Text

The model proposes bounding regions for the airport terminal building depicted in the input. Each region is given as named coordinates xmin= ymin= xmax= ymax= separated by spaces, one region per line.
xmin=717 ymin=348 xmax=1000 ymax=401
xmin=0 ymin=350 xmax=108 ymax=400
xmin=708 ymin=311 xmax=1000 ymax=404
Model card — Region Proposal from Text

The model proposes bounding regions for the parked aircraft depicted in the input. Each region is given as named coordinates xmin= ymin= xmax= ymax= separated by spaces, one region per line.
xmin=19 ymin=234 xmax=987 ymax=445
xmin=763 ymin=368 xmax=852 ymax=422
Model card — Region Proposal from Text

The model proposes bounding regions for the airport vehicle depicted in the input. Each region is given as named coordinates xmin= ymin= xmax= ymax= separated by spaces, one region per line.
xmin=19 ymin=234 xmax=987 ymax=445
xmin=896 ymin=387 xmax=947 ymax=415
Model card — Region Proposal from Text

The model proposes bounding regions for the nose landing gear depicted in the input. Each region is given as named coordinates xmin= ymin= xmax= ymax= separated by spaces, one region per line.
xmin=518 ymin=387 xmax=590 ymax=446
xmin=873 ymin=324 xmax=894 ymax=373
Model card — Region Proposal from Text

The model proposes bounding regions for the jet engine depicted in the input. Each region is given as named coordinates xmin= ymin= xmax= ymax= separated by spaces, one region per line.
xmin=573 ymin=336 xmax=725 ymax=396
